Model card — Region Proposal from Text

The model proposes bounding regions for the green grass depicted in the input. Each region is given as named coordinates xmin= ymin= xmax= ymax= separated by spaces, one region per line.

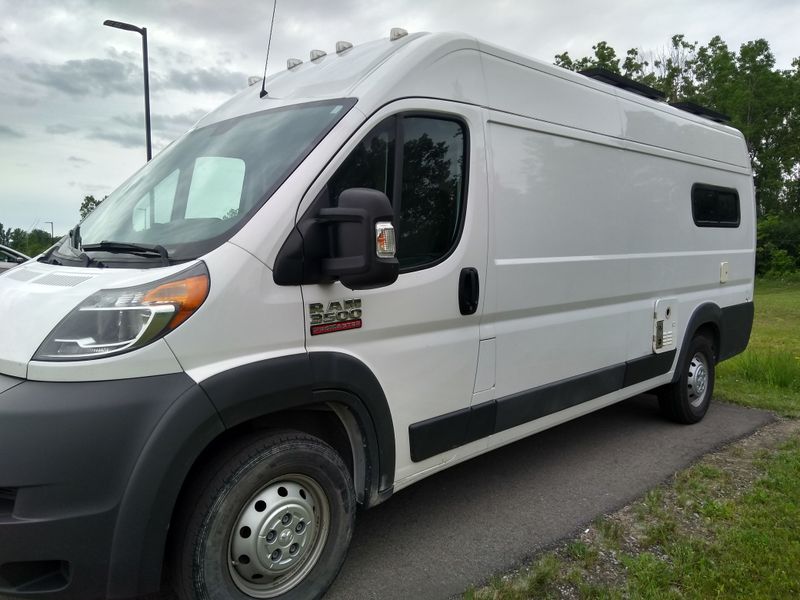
xmin=464 ymin=554 xmax=564 ymax=600
xmin=565 ymin=540 xmax=598 ymax=566
xmin=594 ymin=517 xmax=624 ymax=549
xmin=723 ymin=350 xmax=800 ymax=389
xmin=465 ymin=436 xmax=800 ymax=600
xmin=716 ymin=278 xmax=800 ymax=416
xmin=624 ymin=438 xmax=800 ymax=599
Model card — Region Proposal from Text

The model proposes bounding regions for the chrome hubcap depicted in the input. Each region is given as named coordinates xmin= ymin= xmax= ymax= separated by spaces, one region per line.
xmin=228 ymin=475 xmax=330 ymax=598
xmin=687 ymin=352 xmax=709 ymax=408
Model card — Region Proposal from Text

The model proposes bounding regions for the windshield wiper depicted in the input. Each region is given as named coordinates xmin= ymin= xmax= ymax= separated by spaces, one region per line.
xmin=38 ymin=226 xmax=106 ymax=267
xmin=82 ymin=241 xmax=170 ymax=266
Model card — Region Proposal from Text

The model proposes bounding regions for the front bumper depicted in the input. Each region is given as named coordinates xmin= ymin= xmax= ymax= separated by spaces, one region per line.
xmin=0 ymin=372 xmax=221 ymax=599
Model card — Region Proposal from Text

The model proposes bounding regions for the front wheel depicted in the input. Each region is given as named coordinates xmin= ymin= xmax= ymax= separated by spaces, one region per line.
xmin=171 ymin=430 xmax=356 ymax=600
xmin=658 ymin=335 xmax=716 ymax=424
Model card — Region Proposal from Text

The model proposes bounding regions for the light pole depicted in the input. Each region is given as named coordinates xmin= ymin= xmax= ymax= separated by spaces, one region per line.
xmin=103 ymin=19 xmax=152 ymax=161
xmin=43 ymin=221 xmax=54 ymax=243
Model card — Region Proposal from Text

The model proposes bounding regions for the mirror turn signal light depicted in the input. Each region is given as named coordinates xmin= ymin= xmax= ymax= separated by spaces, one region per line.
xmin=375 ymin=222 xmax=396 ymax=258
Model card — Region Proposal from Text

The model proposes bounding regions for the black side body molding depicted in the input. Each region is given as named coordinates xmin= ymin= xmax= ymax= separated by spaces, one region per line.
xmin=410 ymin=300 xmax=755 ymax=463
xmin=624 ymin=350 xmax=677 ymax=387
xmin=200 ymin=352 xmax=396 ymax=503
xmin=494 ymin=364 xmax=626 ymax=433
xmin=410 ymin=350 xmax=675 ymax=462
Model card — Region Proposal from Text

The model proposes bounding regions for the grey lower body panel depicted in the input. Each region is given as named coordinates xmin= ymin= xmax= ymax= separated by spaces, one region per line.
xmin=0 ymin=372 xmax=222 ymax=599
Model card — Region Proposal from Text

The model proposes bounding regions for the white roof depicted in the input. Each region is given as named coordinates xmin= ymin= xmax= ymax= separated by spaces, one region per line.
xmin=196 ymin=31 xmax=750 ymax=170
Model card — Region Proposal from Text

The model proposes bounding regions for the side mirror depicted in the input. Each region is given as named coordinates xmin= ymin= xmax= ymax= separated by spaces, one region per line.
xmin=320 ymin=188 xmax=399 ymax=290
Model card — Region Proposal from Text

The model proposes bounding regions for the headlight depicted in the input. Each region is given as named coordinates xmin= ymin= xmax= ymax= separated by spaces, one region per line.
xmin=34 ymin=263 xmax=209 ymax=361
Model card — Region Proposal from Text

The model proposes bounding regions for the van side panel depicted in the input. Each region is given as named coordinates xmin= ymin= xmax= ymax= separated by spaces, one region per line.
xmin=618 ymin=96 xmax=752 ymax=169
xmin=484 ymin=112 xmax=631 ymax=400
xmin=479 ymin=52 xmax=622 ymax=138
xmin=618 ymin=144 xmax=755 ymax=363
xmin=474 ymin=53 xmax=754 ymax=454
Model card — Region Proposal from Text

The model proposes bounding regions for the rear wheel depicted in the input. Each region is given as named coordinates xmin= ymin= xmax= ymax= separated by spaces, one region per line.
xmin=658 ymin=334 xmax=716 ymax=424
xmin=171 ymin=430 xmax=355 ymax=600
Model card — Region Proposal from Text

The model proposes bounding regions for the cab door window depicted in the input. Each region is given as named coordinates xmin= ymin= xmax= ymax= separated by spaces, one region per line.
xmin=328 ymin=114 xmax=466 ymax=270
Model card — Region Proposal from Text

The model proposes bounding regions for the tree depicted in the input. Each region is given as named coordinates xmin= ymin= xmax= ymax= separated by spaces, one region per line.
xmin=7 ymin=228 xmax=28 ymax=252
xmin=555 ymin=35 xmax=800 ymax=216
xmin=80 ymin=195 xmax=106 ymax=219
xmin=2 ymin=227 xmax=52 ymax=256
xmin=26 ymin=229 xmax=53 ymax=256
xmin=555 ymin=41 xmax=623 ymax=74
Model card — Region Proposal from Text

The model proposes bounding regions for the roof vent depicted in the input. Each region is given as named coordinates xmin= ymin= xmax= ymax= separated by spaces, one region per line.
xmin=336 ymin=41 xmax=353 ymax=54
xmin=310 ymin=49 xmax=327 ymax=62
xmin=287 ymin=58 xmax=303 ymax=70
xmin=390 ymin=28 xmax=408 ymax=41
xmin=247 ymin=76 xmax=261 ymax=86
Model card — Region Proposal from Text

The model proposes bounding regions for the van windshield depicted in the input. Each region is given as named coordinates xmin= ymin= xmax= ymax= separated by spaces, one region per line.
xmin=52 ymin=99 xmax=354 ymax=265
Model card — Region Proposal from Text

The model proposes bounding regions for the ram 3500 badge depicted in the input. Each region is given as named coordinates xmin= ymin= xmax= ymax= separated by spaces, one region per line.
xmin=308 ymin=299 xmax=362 ymax=335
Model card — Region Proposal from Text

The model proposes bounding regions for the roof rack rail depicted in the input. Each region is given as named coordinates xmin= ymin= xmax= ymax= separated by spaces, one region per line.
xmin=579 ymin=68 xmax=666 ymax=101
xmin=669 ymin=101 xmax=730 ymax=124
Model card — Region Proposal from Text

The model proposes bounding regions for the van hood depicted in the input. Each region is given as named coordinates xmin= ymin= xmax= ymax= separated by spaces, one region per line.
xmin=0 ymin=262 xmax=190 ymax=378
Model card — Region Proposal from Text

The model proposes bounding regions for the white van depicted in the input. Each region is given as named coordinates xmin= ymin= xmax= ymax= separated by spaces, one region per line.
xmin=0 ymin=30 xmax=754 ymax=600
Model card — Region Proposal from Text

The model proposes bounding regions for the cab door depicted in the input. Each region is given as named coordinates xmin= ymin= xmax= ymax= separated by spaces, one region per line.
xmin=301 ymin=100 xmax=489 ymax=484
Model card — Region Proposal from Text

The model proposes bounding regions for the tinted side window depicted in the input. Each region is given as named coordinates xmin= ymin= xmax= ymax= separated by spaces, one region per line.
xmin=692 ymin=184 xmax=740 ymax=227
xmin=327 ymin=114 xmax=467 ymax=271
xmin=328 ymin=119 xmax=395 ymax=204
xmin=398 ymin=117 xmax=465 ymax=268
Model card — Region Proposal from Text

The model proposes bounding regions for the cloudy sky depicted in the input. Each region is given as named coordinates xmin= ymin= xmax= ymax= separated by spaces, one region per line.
xmin=1 ymin=0 xmax=797 ymax=235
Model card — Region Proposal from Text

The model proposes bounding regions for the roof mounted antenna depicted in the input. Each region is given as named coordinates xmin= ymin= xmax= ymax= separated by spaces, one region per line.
xmin=259 ymin=0 xmax=278 ymax=98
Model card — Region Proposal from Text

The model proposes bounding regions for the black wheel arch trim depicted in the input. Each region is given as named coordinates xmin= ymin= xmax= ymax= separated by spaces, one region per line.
xmin=114 ymin=352 xmax=394 ymax=597
xmin=108 ymin=382 xmax=225 ymax=598
xmin=671 ymin=300 xmax=753 ymax=383
xmin=308 ymin=352 xmax=396 ymax=496
xmin=199 ymin=351 xmax=396 ymax=504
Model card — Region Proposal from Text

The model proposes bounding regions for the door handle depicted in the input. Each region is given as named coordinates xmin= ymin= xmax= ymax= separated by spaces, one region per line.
xmin=458 ymin=267 xmax=480 ymax=315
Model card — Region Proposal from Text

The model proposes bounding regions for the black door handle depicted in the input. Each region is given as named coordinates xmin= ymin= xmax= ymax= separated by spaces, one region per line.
xmin=458 ymin=267 xmax=480 ymax=315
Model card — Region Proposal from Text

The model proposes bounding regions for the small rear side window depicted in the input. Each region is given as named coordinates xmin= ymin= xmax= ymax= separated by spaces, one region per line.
xmin=692 ymin=184 xmax=740 ymax=228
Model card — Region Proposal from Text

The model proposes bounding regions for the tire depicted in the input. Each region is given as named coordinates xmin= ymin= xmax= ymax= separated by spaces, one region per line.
xmin=658 ymin=335 xmax=716 ymax=424
xmin=171 ymin=430 xmax=356 ymax=600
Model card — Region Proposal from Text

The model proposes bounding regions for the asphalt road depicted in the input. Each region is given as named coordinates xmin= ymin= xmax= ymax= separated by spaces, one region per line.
xmin=324 ymin=396 xmax=773 ymax=600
